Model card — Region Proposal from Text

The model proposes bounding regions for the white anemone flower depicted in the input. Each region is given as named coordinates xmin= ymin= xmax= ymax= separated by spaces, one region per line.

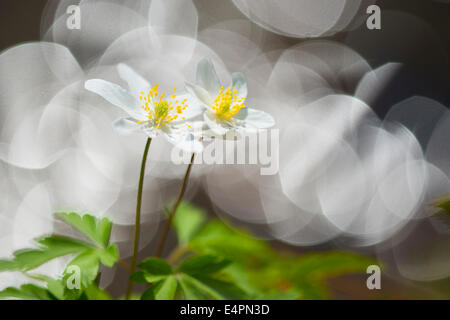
xmin=185 ymin=58 xmax=275 ymax=136
xmin=85 ymin=64 xmax=203 ymax=152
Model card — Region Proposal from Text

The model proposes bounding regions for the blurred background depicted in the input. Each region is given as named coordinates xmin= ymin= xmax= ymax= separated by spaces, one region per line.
xmin=0 ymin=0 xmax=449 ymax=299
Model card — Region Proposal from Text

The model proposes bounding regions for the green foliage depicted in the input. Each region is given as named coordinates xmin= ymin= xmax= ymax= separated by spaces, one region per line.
xmin=130 ymin=201 xmax=377 ymax=300
xmin=45 ymin=276 xmax=111 ymax=300
xmin=0 ymin=212 xmax=118 ymax=300
xmin=142 ymin=276 xmax=177 ymax=300
xmin=172 ymin=202 xmax=207 ymax=244
xmin=436 ymin=198 xmax=450 ymax=217
xmin=132 ymin=254 xmax=242 ymax=300
xmin=55 ymin=212 xmax=113 ymax=247
xmin=0 ymin=284 xmax=53 ymax=300
xmin=84 ymin=283 xmax=112 ymax=300
xmin=177 ymin=273 xmax=245 ymax=300
xmin=291 ymin=251 xmax=376 ymax=278
xmin=176 ymin=255 xmax=245 ymax=300
xmin=0 ymin=236 xmax=91 ymax=272
xmin=0 ymin=203 xmax=379 ymax=300
xmin=177 ymin=255 xmax=231 ymax=275
xmin=132 ymin=258 xmax=172 ymax=283
xmin=171 ymin=201 xmax=378 ymax=300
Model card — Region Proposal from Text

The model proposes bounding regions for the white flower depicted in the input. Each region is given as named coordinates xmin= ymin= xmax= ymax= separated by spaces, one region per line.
xmin=85 ymin=64 xmax=203 ymax=152
xmin=185 ymin=58 xmax=275 ymax=136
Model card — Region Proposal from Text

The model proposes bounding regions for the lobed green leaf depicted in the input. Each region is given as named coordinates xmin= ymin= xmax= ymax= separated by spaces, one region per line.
xmin=177 ymin=254 xmax=231 ymax=276
xmin=55 ymin=212 xmax=113 ymax=248
xmin=141 ymin=276 xmax=177 ymax=300
xmin=0 ymin=284 xmax=53 ymax=300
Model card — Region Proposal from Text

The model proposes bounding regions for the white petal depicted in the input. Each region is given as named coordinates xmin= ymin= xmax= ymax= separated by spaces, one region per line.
xmin=185 ymin=81 xmax=214 ymax=108
xmin=142 ymin=127 xmax=159 ymax=139
xmin=117 ymin=63 xmax=151 ymax=99
xmin=204 ymin=112 xmax=229 ymax=136
xmin=231 ymin=72 xmax=248 ymax=100
xmin=164 ymin=132 xmax=203 ymax=153
xmin=235 ymin=108 xmax=275 ymax=129
xmin=85 ymin=79 xmax=146 ymax=119
xmin=196 ymin=58 xmax=221 ymax=96
xmin=169 ymin=93 xmax=205 ymax=124
xmin=192 ymin=120 xmax=208 ymax=136
xmin=113 ymin=118 xmax=141 ymax=135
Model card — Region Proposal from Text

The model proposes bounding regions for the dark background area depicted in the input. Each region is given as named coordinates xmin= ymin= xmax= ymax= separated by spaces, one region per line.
xmin=0 ymin=0 xmax=47 ymax=52
xmin=2 ymin=0 xmax=450 ymax=61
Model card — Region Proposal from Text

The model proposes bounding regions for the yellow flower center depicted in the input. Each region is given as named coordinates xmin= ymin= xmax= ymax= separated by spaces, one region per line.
xmin=138 ymin=85 xmax=189 ymax=129
xmin=212 ymin=86 xmax=246 ymax=121
xmin=155 ymin=100 xmax=169 ymax=118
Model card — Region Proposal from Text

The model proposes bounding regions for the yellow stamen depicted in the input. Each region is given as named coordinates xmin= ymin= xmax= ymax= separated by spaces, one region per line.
xmin=212 ymin=87 xmax=246 ymax=120
xmin=138 ymin=83 xmax=190 ymax=129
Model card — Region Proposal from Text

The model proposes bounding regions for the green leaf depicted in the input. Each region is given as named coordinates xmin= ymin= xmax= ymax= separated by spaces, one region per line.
xmin=47 ymin=275 xmax=111 ymax=300
xmin=130 ymin=271 xmax=148 ymax=284
xmin=178 ymin=274 xmax=215 ymax=300
xmin=187 ymin=218 xmax=287 ymax=299
xmin=178 ymin=254 xmax=231 ymax=276
xmin=0 ymin=284 xmax=53 ymax=300
xmin=138 ymin=258 xmax=172 ymax=276
xmin=0 ymin=212 xmax=118 ymax=293
xmin=173 ymin=202 xmax=206 ymax=244
xmin=178 ymin=273 xmax=244 ymax=300
xmin=64 ymin=246 xmax=119 ymax=290
xmin=55 ymin=212 xmax=112 ymax=248
xmin=191 ymin=275 xmax=247 ymax=299
xmin=189 ymin=220 xmax=274 ymax=264
xmin=98 ymin=244 xmax=119 ymax=267
xmin=84 ymin=284 xmax=112 ymax=300
xmin=141 ymin=276 xmax=177 ymax=300
xmin=65 ymin=250 xmax=101 ymax=288
xmin=436 ymin=198 xmax=450 ymax=217
xmin=0 ymin=236 xmax=92 ymax=272
xmin=135 ymin=258 xmax=173 ymax=283
xmin=287 ymin=251 xmax=377 ymax=299
xmin=0 ymin=260 xmax=17 ymax=271
xmin=221 ymin=264 xmax=261 ymax=297
xmin=186 ymin=210 xmax=379 ymax=300
xmin=46 ymin=278 xmax=66 ymax=300
xmin=295 ymin=280 xmax=329 ymax=300
xmin=292 ymin=251 xmax=377 ymax=279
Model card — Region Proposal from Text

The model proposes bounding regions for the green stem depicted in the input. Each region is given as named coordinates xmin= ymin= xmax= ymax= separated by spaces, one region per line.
xmin=166 ymin=244 xmax=190 ymax=265
xmin=125 ymin=137 xmax=152 ymax=300
xmin=155 ymin=152 xmax=196 ymax=257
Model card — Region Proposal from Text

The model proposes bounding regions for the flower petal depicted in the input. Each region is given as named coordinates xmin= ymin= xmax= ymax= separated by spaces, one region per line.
xmin=186 ymin=120 xmax=208 ymax=138
xmin=85 ymin=79 xmax=146 ymax=119
xmin=117 ymin=63 xmax=151 ymax=99
xmin=164 ymin=132 xmax=203 ymax=153
xmin=204 ymin=111 xmax=229 ymax=136
xmin=169 ymin=93 xmax=205 ymax=123
xmin=113 ymin=117 xmax=141 ymax=135
xmin=231 ymin=72 xmax=248 ymax=100
xmin=196 ymin=58 xmax=221 ymax=96
xmin=142 ymin=126 xmax=159 ymax=139
xmin=185 ymin=81 xmax=214 ymax=108
xmin=235 ymin=108 xmax=275 ymax=129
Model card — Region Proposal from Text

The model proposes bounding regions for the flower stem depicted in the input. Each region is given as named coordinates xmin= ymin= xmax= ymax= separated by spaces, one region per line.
xmin=167 ymin=244 xmax=190 ymax=265
xmin=155 ymin=152 xmax=196 ymax=257
xmin=125 ymin=137 xmax=152 ymax=300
